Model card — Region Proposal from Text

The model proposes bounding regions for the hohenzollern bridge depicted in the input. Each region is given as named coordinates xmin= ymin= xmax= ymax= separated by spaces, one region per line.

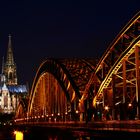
xmin=14 ymin=11 xmax=140 ymax=131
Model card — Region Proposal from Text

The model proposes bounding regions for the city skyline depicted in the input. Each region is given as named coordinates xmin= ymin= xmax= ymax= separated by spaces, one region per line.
xmin=0 ymin=0 xmax=139 ymax=88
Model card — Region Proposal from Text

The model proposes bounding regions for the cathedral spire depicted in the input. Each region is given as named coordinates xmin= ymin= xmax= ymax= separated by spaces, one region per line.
xmin=6 ymin=34 xmax=14 ymax=65
xmin=2 ymin=56 xmax=4 ymax=74
xmin=4 ymin=34 xmax=17 ymax=85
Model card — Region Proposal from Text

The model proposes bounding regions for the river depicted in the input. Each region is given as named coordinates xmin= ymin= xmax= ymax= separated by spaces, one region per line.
xmin=1 ymin=125 xmax=140 ymax=140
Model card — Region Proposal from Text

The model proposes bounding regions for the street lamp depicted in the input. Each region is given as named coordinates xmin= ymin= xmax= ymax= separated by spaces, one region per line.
xmin=128 ymin=103 xmax=132 ymax=107
xmin=75 ymin=110 xmax=79 ymax=114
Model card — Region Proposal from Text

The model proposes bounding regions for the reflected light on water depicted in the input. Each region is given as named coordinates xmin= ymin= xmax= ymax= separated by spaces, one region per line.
xmin=14 ymin=131 xmax=24 ymax=140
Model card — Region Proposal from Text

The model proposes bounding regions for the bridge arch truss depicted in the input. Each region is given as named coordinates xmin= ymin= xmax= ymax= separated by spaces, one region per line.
xmin=25 ymin=58 xmax=95 ymax=121
xmin=15 ymin=11 xmax=140 ymax=122
xmin=83 ymin=11 xmax=140 ymax=120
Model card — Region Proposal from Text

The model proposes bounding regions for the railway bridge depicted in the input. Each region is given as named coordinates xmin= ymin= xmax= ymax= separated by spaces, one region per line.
xmin=15 ymin=11 xmax=140 ymax=131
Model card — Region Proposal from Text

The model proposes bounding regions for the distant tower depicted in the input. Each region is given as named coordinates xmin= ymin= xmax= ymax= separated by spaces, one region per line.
xmin=4 ymin=35 xmax=17 ymax=85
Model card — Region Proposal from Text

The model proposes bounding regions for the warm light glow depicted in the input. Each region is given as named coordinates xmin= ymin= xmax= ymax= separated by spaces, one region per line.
xmin=14 ymin=131 xmax=17 ymax=135
xmin=14 ymin=131 xmax=23 ymax=140
xmin=128 ymin=103 xmax=132 ymax=107
xmin=104 ymin=106 xmax=109 ymax=111
xmin=57 ymin=113 xmax=60 ymax=116
xmin=75 ymin=110 xmax=79 ymax=114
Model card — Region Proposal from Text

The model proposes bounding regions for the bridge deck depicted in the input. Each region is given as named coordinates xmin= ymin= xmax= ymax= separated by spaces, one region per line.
xmin=14 ymin=120 xmax=140 ymax=133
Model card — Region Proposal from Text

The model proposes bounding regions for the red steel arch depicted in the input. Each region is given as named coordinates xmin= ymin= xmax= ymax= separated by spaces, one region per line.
xmin=27 ymin=58 xmax=95 ymax=121
xmin=80 ymin=11 xmax=140 ymax=119
xmin=15 ymin=11 xmax=140 ymax=122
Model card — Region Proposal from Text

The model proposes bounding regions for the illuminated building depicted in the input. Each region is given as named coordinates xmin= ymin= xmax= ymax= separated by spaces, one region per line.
xmin=0 ymin=35 xmax=28 ymax=114
xmin=4 ymin=35 xmax=17 ymax=85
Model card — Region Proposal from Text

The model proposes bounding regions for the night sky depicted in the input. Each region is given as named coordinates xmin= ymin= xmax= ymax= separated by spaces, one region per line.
xmin=0 ymin=0 xmax=139 ymax=88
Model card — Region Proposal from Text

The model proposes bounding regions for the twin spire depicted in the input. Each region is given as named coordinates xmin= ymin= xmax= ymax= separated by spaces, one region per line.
xmin=1 ymin=34 xmax=17 ymax=85
xmin=6 ymin=34 xmax=14 ymax=66
xmin=2 ymin=34 xmax=14 ymax=73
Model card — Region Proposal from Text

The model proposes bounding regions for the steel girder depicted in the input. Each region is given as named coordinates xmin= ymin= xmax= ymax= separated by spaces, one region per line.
xmin=85 ymin=12 xmax=140 ymax=108
xmin=27 ymin=58 xmax=95 ymax=116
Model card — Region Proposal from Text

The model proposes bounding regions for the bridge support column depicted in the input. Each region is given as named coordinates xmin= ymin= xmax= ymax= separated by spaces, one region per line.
xmin=120 ymin=60 xmax=127 ymax=120
xmin=80 ymin=112 xmax=84 ymax=122
xmin=123 ymin=59 xmax=126 ymax=104
xmin=135 ymin=45 xmax=140 ymax=119
xmin=79 ymin=100 xmax=85 ymax=122
xmin=112 ymin=74 xmax=116 ymax=120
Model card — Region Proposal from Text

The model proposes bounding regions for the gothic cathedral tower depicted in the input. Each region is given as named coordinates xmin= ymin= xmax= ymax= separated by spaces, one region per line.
xmin=4 ymin=35 xmax=17 ymax=85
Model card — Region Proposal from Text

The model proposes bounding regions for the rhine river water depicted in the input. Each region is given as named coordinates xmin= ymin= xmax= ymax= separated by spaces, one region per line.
xmin=1 ymin=125 xmax=140 ymax=140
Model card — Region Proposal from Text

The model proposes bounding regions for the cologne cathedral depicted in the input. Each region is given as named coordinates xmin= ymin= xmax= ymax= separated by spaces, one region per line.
xmin=0 ymin=35 xmax=27 ymax=114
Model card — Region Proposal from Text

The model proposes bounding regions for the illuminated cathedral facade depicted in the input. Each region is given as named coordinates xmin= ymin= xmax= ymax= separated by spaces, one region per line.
xmin=0 ymin=35 xmax=27 ymax=114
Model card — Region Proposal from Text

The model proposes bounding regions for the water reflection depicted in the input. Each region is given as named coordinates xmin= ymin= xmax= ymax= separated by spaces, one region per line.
xmin=19 ymin=128 xmax=111 ymax=140
xmin=14 ymin=131 xmax=23 ymax=140
xmin=1 ymin=126 xmax=140 ymax=140
xmin=24 ymin=127 xmax=75 ymax=140
xmin=23 ymin=128 xmax=140 ymax=140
